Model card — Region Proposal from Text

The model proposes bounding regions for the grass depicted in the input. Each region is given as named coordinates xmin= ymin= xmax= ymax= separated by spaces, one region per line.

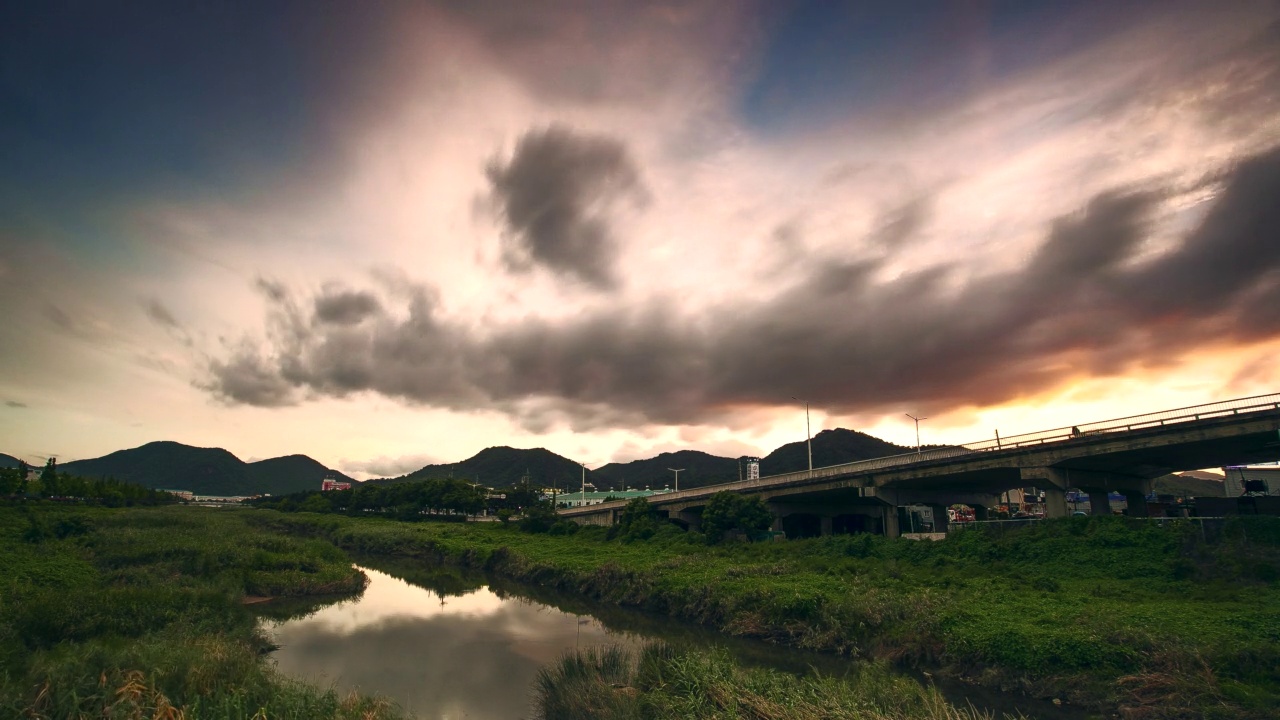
xmin=535 ymin=643 xmax=1018 ymax=720
xmin=258 ymin=510 xmax=1280 ymax=719
xmin=0 ymin=504 xmax=398 ymax=719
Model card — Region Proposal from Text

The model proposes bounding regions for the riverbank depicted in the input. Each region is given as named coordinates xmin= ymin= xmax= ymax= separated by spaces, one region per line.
xmin=260 ymin=511 xmax=1280 ymax=719
xmin=0 ymin=505 xmax=398 ymax=719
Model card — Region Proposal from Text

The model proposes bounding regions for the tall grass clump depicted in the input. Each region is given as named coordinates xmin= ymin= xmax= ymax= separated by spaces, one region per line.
xmin=536 ymin=643 xmax=1018 ymax=720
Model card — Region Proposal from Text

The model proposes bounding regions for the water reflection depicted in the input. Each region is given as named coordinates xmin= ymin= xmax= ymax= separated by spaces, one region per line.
xmin=263 ymin=566 xmax=642 ymax=719
xmin=264 ymin=559 xmax=1085 ymax=720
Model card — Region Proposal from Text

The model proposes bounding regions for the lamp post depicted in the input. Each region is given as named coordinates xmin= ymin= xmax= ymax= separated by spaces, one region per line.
xmin=581 ymin=463 xmax=586 ymax=506
xmin=792 ymin=396 xmax=812 ymax=471
xmin=668 ymin=468 xmax=685 ymax=492
xmin=905 ymin=413 xmax=927 ymax=453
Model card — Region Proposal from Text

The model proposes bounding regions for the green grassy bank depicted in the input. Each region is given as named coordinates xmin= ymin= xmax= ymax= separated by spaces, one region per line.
xmin=536 ymin=643 xmax=1008 ymax=720
xmin=0 ymin=505 xmax=399 ymax=719
xmin=259 ymin=511 xmax=1280 ymax=719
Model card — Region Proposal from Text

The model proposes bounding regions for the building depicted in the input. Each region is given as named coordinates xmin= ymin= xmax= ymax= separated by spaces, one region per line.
xmin=1223 ymin=465 xmax=1280 ymax=497
xmin=321 ymin=476 xmax=352 ymax=492
xmin=551 ymin=488 xmax=673 ymax=508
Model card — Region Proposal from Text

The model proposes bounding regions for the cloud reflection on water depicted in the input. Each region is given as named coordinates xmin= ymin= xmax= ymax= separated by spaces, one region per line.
xmin=264 ymin=566 xmax=641 ymax=720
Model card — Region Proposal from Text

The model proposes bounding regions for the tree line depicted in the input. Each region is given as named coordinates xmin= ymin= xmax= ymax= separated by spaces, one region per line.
xmin=0 ymin=458 xmax=175 ymax=506
xmin=251 ymin=477 xmax=491 ymax=519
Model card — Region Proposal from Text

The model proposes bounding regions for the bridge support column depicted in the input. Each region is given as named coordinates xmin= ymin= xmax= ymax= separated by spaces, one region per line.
xmin=929 ymin=505 xmax=950 ymax=533
xmin=1122 ymin=490 xmax=1150 ymax=517
xmin=819 ymin=515 xmax=833 ymax=536
xmin=1088 ymin=491 xmax=1112 ymax=515
xmin=771 ymin=514 xmax=784 ymax=532
xmin=1043 ymin=488 xmax=1069 ymax=518
xmin=882 ymin=504 xmax=900 ymax=539
xmin=674 ymin=510 xmax=701 ymax=532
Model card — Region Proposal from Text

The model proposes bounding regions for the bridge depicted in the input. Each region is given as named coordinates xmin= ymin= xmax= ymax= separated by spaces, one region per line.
xmin=560 ymin=393 xmax=1280 ymax=537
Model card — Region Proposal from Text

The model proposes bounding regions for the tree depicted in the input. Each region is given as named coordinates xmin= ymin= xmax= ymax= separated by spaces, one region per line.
xmin=518 ymin=501 xmax=559 ymax=533
xmin=701 ymin=492 xmax=773 ymax=543
xmin=617 ymin=496 xmax=659 ymax=540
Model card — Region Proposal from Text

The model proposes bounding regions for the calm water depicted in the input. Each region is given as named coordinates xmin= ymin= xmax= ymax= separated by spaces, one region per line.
xmin=262 ymin=565 xmax=646 ymax=719
xmin=261 ymin=561 xmax=1084 ymax=720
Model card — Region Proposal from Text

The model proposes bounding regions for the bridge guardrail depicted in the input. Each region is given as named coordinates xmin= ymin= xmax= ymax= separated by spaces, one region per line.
xmin=959 ymin=392 xmax=1280 ymax=452
xmin=562 ymin=392 xmax=1280 ymax=515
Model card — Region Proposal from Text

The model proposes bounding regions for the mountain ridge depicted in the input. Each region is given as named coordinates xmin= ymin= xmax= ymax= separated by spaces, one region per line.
xmin=59 ymin=441 xmax=352 ymax=496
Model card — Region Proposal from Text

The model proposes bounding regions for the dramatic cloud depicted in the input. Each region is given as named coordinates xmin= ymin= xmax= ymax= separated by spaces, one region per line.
xmin=314 ymin=290 xmax=382 ymax=325
xmin=485 ymin=126 xmax=647 ymax=289
xmin=205 ymin=145 xmax=1280 ymax=428
xmin=5 ymin=400 xmax=27 ymax=409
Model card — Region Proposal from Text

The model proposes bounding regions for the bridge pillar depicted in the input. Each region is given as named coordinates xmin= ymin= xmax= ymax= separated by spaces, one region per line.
xmin=674 ymin=510 xmax=701 ymax=532
xmin=1043 ymin=488 xmax=1069 ymax=518
xmin=882 ymin=504 xmax=900 ymax=539
xmin=1088 ymin=490 xmax=1112 ymax=515
xmin=771 ymin=514 xmax=784 ymax=532
xmin=1019 ymin=467 xmax=1070 ymax=518
xmin=928 ymin=504 xmax=950 ymax=533
xmin=819 ymin=515 xmax=833 ymax=536
xmin=1121 ymin=490 xmax=1150 ymax=517
xmin=972 ymin=505 xmax=990 ymax=521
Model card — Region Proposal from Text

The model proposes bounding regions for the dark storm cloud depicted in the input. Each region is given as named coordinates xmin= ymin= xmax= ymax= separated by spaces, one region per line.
xmin=313 ymin=290 xmax=382 ymax=325
xmin=486 ymin=126 xmax=647 ymax=290
xmin=206 ymin=145 xmax=1280 ymax=426
xmin=204 ymin=351 xmax=297 ymax=408
xmin=5 ymin=401 xmax=27 ymax=409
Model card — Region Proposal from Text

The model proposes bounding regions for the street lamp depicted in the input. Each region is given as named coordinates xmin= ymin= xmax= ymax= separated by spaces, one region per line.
xmin=905 ymin=413 xmax=927 ymax=453
xmin=581 ymin=463 xmax=587 ymax=506
xmin=791 ymin=396 xmax=812 ymax=471
xmin=667 ymin=468 xmax=685 ymax=492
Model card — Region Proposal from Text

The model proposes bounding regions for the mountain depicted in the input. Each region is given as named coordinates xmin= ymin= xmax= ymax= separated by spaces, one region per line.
xmin=1 ymin=453 xmax=25 ymax=468
xmin=1154 ymin=472 xmax=1224 ymax=497
xmin=760 ymin=428 xmax=911 ymax=475
xmin=369 ymin=446 xmax=589 ymax=489
xmin=248 ymin=455 xmax=354 ymax=495
xmin=60 ymin=441 xmax=351 ymax=496
xmin=593 ymin=450 xmax=741 ymax=491
xmin=376 ymin=428 xmax=915 ymax=491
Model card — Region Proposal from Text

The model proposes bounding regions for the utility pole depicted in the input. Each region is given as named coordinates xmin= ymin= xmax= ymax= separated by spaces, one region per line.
xmin=668 ymin=468 xmax=685 ymax=492
xmin=905 ymin=413 xmax=927 ymax=453
xmin=581 ymin=463 xmax=586 ymax=506
xmin=791 ymin=396 xmax=812 ymax=471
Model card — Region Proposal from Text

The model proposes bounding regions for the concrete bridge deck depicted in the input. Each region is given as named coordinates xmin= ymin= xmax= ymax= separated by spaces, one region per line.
xmin=560 ymin=393 xmax=1280 ymax=536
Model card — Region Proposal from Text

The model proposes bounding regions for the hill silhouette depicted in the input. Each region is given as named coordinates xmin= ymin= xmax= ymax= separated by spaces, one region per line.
xmin=60 ymin=441 xmax=351 ymax=496
xmin=1 ymin=453 xmax=25 ymax=468
xmin=247 ymin=455 xmax=354 ymax=495
xmin=594 ymin=450 xmax=741 ymax=491
xmin=1154 ymin=472 xmax=1224 ymax=497
xmin=759 ymin=428 xmax=911 ymax=475
xmin=370 ymin=446 xmax=591 ymax=490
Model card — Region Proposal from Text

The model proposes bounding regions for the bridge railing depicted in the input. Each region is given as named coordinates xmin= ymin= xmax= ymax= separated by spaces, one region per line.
xmin=957 ymin=392 xmax=1280 ymax=452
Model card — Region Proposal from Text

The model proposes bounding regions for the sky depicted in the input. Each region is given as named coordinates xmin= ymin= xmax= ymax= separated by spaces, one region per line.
xmin=3 ymin=0 xmax=1280 ymax=479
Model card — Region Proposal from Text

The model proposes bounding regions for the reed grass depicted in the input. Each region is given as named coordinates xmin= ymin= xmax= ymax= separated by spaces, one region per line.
xmin=536 ymin=644 xmax=1021 ymax=720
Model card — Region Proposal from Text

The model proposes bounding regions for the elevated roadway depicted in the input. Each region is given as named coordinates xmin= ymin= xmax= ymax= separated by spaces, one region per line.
xmin=560 ymin=393 xmax=1280 ymax=536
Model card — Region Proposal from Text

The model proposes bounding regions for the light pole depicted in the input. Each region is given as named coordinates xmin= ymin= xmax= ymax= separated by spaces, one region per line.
xmin=905 ymin=413 xmax=927 ymax=453
xmin=581 ymin=463 xmax=587 ymax=506
xmin=792 ymin=396 xmax=812 ymax=471
xmin=668 ymin=468 xmax=685 ymax=492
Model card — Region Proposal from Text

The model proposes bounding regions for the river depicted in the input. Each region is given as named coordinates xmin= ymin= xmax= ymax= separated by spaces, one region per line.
xmin=260 ymin=559 xmax=1084 ymax=720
